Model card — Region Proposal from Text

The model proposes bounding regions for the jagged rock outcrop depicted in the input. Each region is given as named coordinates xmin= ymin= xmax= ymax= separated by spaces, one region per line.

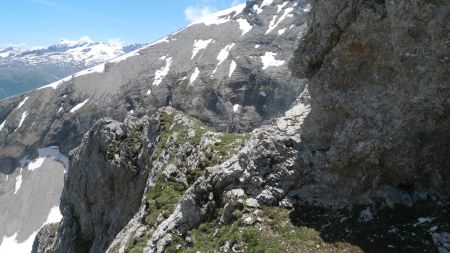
xmin=32 ymin=223 xmax=59 ymax=253
xmin=55 ymin=116 xmax=158 ymax=252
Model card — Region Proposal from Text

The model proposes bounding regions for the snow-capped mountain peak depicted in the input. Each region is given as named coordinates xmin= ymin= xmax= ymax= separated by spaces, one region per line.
xmin=59 ymin=36 xmax=92 ymax=47
xmin=0 ymin=37 xmax=143 ymax=66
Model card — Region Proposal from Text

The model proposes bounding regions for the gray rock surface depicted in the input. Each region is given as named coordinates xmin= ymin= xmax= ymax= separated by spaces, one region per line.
xmin=289 ymin=0 xmax=450 ymax=202
xmin=0 ymin=1 xmax=309 ymax=250
xmin=56 ymin=116 xmax=158 ymax=252
xmin=32 ymin=223 xmax=59 ymax=253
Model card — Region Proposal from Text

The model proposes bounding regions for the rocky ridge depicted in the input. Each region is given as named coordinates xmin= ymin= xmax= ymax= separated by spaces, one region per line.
xmin=1 ymin=1 xmax=309 ymax=251
xmin=7 ymin=0 xmax=450 ymax=252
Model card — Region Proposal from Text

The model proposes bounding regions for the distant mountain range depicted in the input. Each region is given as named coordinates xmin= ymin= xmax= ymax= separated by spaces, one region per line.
xmin=0 ymin=37 xmax=143 ymax=99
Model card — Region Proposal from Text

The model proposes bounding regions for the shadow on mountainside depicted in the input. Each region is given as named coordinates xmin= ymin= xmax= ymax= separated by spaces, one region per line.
xmin=289 ymin=200 xmax=450 ymax=253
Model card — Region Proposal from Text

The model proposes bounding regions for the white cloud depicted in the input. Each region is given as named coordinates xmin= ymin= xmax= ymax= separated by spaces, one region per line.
xmin=184 ymin=6 xmax=215 ymax=22
xmin=184 ymin=0 xmax=245 ymax=22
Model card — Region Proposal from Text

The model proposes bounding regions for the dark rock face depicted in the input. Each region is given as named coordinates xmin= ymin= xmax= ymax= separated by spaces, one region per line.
xmin=289 ymin=0 xmax=450 ymax=204
xmin=32 ymin=223 xmax=59 ymax=253
xmin=56 ymin=116 xmax=157 ymax=252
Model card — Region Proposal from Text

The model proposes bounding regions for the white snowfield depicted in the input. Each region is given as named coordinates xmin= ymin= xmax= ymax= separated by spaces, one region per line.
xmin=0 ymin=120 xmax=5 ymax=131
xmin=109 ymin=36 xmax=169 ymax=64
xmin=261 ymin=52 xmax=285 ymax=70
xmin=266 ymin=7 xmax=294 ymax=34
xmin=14 ymin=146 xmax=69 ymax=194
xmin=0 ymin=206 xmax=62 ymax=253
xmin=233 ymin=104 xmax=242 ymax=113
xmin=190 ymin=4 xmax=246 ymax=26
xmin=190 ymin=67 xmax=200 ymax=84
xmin=153 ymin=56 xmax=173 ymax=86
xmin=14 ymin=171 xmax=22 ymax=194
xmin=16 ymin=111 xmax=28 ymax=130
xmin=213 ymin=43 xmax=236 ymax=74
xmin=229 ymin=60 xmax=237 ymax=78
xmin=236 ymin=18 xmax=252 ymax=36
xmin=1 ymin=36 xmax=125 ymax=66
xmin=256 ymin=0 xmax=274 ymax=14
xmin=16 ymin=96 xmax=29 ymax=110
xmin=191 ymin=39 xmax=214 ymax=60
xmin=70 ymin=99 xmax=89 ymax=113
xmin=0 ymin=146 xmax=67 ymax=252
xmin=278 ymin=28 xmax=287 ymax=35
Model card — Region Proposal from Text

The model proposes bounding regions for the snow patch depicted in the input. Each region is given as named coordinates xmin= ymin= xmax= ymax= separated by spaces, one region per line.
xmin=60 ymin=36 xmax=92 ymax=46
xmin=70 ymin=99 xmax=89 ymax=113
xmin=233 ymin=104 xmax=241 ymax=113
xmin=146 ymin=90 xmax=152 ymax=95
xmin=153 ymin=56 xmax=173 ymax=86
xmin=14 ymin=172 xmax=22 ymax=194
xmin=108 ymin=37 xmax=168 ymax=65
xmin=229 ymin=60 xmax=237 ymax=78
xmin=38 ymin=75 xmax=72 ymax=90
xmin=236 ymin=18 xmax=252 ymax=36
xmin=303 ymin=4 xmax=312 ymax=13
xmin=38 ymin=63 xmax=105 ymax=90
xmin=110 ymin=37 xmax=169 ymax=65
xmin=16 ymin=96 xmax=29 ymax=110
xmin=45 ymin=206 xmax=63 ymax=224
xmin=255 ymin=45 xmax=260 ymax=49
xmin=190 ymin=67 xmax=200 ymax=84
xmin=75 ymin=63 xmax=105 ymax=77
xmin=278 ymin=28 xmax=286 ymax=35
xmin=261 ymin=52 xmax=285 ymax=70
xmin=0 ymin=206 xmax=62 ymax=253
xmin=277 ymin=1 xmax=289 ymax=13
xmin=148 ymin=36 xmax=170 ymax=47
xmin=0 ymin=52 xmax=11 ymax=58
xmin=414 ymin=217 xmax=435 ymax=227
xmin=191 ymin=39 xmax=214 ymax=59
xmin=213 ymin=43 xmax=235 ymax=74
xmin=16 ymin=111 xmax=28 ymax=130
xmin=27 ymin=157 xmax=46 ymax=171
xmin=190 ymin=4 xmax=245 ymax=26
xmin=0 ymin=120 xmax=5 ymax=131
xmin=256 ymin=0 xmax=274 ymax=14
xmin=259 ymin=91 xmax=267 ymax=97
xmin=0 ymin=232 xmax=37 ymax=253
xmin=266 ymin=7 xmax=294 ymax=34
xmin=34 ymin=146 xmax=69 ymax=171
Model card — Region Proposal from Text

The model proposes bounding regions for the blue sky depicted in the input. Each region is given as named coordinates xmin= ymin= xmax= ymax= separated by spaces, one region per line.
xmin=0 ymin=0 xmax=244 ymax=47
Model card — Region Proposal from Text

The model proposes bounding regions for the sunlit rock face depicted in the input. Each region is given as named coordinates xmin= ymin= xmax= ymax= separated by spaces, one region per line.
xmin=0 ymin=1 xmax=309 ymax=252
